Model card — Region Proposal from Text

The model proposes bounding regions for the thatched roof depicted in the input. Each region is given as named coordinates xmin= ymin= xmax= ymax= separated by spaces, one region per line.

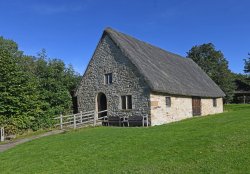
xmin=104 ymin=28 xmax=225 ymax=97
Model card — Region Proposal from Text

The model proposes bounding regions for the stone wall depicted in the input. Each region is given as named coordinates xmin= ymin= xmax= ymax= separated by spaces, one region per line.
xmin=150 ymin=93 xmax=224 ymax=126
xmin=201 ymin=98 xmax=223 ymax=116
xmin=150 ymin=93 xmax=193 ymax=126
xmin=75 ymin=35 xmax=150 ymax=117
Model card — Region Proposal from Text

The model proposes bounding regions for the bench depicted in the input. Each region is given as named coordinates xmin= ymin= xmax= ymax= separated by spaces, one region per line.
xmin=127 ymin=116 xmax=144 ymax=127
xmin=107 ymin=116 xmax=121 ymax=126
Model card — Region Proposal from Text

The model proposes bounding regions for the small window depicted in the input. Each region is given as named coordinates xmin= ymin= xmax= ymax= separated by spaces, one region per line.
xmin=104 ymin=73 xmax=112 ymax=84
xmin=166 ymin=96 xmax=171 ymax=107
xmin=121 ymin=96 xmax=126 ymax=109
xmin=121 ymin=95 xmax=132 ymax=110
xmin=213 ymin=98 xmax=217 ymax=107
xmin=127 ymin=95 xmax=132 ymax=109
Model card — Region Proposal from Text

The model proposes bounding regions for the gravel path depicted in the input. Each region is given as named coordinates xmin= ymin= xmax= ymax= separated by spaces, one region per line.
xmin=0 ymin=130 xmax=64 ymax=152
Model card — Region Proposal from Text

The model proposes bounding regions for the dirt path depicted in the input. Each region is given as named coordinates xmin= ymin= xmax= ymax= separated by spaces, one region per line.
xmin=0 ymin=130 xmax=64 ymax=152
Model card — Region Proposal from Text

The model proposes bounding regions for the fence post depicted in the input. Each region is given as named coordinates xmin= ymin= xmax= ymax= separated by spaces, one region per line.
xmin=80 ymin=111 xmax=83 ymax=124
xmin=93 ymin=111 xmax=97 ymax=126
xmin=142 ymin=116 xmax=145 ymax=127
xmin=146 ymin=115 xmax=149 ymax=127
xmin=0 ymin=127 xmax=4 ymax=142
xmin=73 ymin=114 xmax=76 ymax=129
xmin=60 ymin=113 xmax=63 ymax=130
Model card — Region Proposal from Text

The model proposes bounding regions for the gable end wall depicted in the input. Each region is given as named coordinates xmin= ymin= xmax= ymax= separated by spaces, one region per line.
xmin=76 ymin=35 xmax=150 ymax=117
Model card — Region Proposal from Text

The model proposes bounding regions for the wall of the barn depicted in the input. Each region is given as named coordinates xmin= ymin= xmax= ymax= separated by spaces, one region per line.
xmin=150 ymin=93 xmax=193 ymax=126
xmin=75 ymin=35 xmax=150 ymax=117
xmin=150 ymin=93 xmax=224 ymax=126
xmin=201 ymin=98 xmax=223 ymax=115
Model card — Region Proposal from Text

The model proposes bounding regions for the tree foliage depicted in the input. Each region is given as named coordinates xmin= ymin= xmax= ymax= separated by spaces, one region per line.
xmin=187 ymin=43 xmax=235 ymax=103
xmin=244 ymin=53 xmax=250 ymax=74
xmin=232 ymin=73 xmax=250 ymax=103
xmin=0 ymin=37 xmax=81 ymax=134
xmin=0 ymin=48 xmax=40 ymax=134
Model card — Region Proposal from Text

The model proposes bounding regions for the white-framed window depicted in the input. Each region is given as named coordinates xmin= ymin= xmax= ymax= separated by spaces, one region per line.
xmin=213 ymin=98 xmax=217 ymax=107
xmin=121 ymin=95 xmax=132 ymax=110
xmin=104 ymin=73 xmax=112 ymax=84
xmin=166 ymin=96 xmax=171 ymax=107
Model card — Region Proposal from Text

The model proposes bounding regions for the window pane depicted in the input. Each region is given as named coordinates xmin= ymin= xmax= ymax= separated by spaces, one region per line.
xmin=166 ymin=97 xmax=171 ymax=107
xmin=213 ymin=98 xmax=217 ymax=107
xmin=109 ymin=74 xmax=112 ymax=84
xmin=127 ymin=95 xmax=132 ymax=109
xmin=121 ymin=96 xmax=126 ymax=109
xmin=104 ymin=73 xmax=112 ymax=84
xmin=105 ymin=74 xmax=108 ymax=84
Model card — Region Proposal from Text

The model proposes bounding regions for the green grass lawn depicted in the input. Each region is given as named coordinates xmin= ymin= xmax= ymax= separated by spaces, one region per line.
xmin=0 ymin=129 xmax=54 ymax=145
xmin=0 ymin=104 xmax=250 ymax=174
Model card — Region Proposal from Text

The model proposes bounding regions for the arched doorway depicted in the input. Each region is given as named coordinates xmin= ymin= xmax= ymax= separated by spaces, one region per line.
xmin=96 ymin=92 xmax=107 ymax=117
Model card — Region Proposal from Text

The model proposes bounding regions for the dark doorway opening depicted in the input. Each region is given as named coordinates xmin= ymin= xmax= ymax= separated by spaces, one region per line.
xmin=192 ymin=97 xmax=201 ymax=116
xmin=70 ymin=90 xmax=78 ymax=114
xmin=97 ymin=92 xmax=107 ymax=117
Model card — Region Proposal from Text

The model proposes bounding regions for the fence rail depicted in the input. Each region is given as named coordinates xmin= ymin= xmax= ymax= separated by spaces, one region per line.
xmin=54 ymin=110 xmax=107 ymax=129
xmin=54 ymin=110 xmax=149 ymax=130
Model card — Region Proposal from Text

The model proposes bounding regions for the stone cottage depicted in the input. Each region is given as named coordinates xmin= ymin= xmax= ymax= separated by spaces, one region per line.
xmin=75 ymin=27 xmax=225 ymax=126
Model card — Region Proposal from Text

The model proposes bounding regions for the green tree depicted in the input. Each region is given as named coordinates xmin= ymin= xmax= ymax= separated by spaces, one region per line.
xmin=244 ymin=53 xmax=250 ymax=74
xmin=35 ymin=50 xmax=81 ymax=116
xmin=0 ymin=36 xmax=23 ymax=57
xmin=187 ymin=43 xmax=235 ymax=103
xmin=0 ymin=48 xmax=41 ymax=134
xmin=0 ymin=36 xmax=81 ymax=134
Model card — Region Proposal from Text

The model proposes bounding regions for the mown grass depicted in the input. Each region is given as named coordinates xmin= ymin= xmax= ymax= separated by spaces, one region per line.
xmin=0 ymin=104 xmax=250 ymax=174
xmin=0 ymin=129 xmax=54 ymax=145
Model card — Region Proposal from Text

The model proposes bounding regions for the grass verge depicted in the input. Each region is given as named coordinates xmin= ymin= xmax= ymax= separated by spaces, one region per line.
xmin=0 ymin=104 xmax=249 ymax=173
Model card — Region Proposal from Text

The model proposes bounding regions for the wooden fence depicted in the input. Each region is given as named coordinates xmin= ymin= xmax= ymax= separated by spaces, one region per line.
xmin=54 ymin=110 xmax=149 ymax=130
xmin=54 ymin=110 xmax=108 ymax=129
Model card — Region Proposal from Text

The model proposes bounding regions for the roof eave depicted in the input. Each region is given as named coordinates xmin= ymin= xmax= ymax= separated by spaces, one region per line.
xmin=151 ymin=89 xmax=225 ymax=98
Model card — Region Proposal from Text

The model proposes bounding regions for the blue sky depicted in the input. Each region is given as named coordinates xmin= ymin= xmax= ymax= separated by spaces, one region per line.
xmin=0 ymin=0 xmax=249 ymax=74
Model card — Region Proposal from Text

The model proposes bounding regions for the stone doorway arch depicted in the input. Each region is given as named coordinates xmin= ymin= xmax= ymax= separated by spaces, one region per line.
xmin=96 ymin=92 xmax=107 ymax=117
